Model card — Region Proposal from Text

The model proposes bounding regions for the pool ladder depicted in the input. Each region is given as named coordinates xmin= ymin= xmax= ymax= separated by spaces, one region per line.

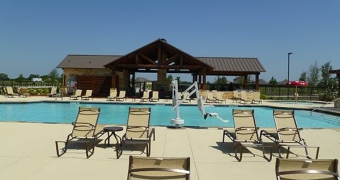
xmin=310 ymin=97 xmax=340 ymax=115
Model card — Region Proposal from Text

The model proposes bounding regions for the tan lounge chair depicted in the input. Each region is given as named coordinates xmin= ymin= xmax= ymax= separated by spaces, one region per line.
xmin=260 ymin=110 xmax=320 ymax=159
xmin=140 ymin=91 xmax=150 ymax=102
xmin=116 ymin=90 xmax=126 ymax=101
xmin=70 ymin=89 xmax=82 ymax=100
xmin=5 ymin=86 xmax=19 ymax=98
xmin=232 ymin=91 xmax=241 ymax=103
xmin=206 ymin=92 xmax=217 ymax=103
xmin=116 ymin=107 xmax=155 ymax=159
xmin=223 ymin=109 xmax=272 ymax=162
xmin=81 ymin=90 xmax=92 ymax=100
xmin=239 ymin=91 xmax=251 ymax=104
xmin=149 ymin=91 xmax=159 ymax=102
xmin=215 ymin=92 xmax=226 ymax=103
xmin=55 ymin=107 xmax=104 ymax=158
xmin=275 ymin=158 xmax=339 ymax=180
xmin=252 ymin=91 xmax=262 ymax=104
xmin=127 ymin=156 xmax=190 ymax=180
xmin=107 ymin=89 xmax=117 ymax=101
xmin=46 ymin=86 xmax=57 ymax=97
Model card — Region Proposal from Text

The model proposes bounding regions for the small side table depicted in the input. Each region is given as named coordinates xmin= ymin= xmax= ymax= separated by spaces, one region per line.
xmin=103 ymin=126 xmax=123 ymax=147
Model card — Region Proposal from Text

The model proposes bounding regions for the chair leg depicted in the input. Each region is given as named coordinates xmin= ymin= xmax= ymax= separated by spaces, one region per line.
xmin=55 ymin=141 xmax=67 ymax=157
xmin=116 ymin=143 xmax=123 ymax=159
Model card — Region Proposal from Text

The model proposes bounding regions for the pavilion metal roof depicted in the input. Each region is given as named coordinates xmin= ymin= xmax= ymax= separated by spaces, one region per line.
xmin=57 ymin=55 xmax=122 ymax=69
xmin=57 ymin=55 xmax=266 ymax=74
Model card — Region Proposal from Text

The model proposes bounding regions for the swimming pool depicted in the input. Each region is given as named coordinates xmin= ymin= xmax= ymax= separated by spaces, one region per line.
xmin=0 ymin=102 xmax=339 ymax=128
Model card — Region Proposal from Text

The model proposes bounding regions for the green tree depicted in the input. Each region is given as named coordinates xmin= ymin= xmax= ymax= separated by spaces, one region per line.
xmin=307 ymin=61 xmax=320 ymax=86
xmin=0 ymin=73 xmax=9 ymax=80
xmin=319 ymin=61 xmax=332 ymax=87
xmin=268 ymin=77 xmax=277 ymax=86
xmin=16 ymin=74 xmax=26 ymax=83
xmin=45 ymin=68 xmax=61 ymax=85
xmin=166 ymin=74 xmax=173 ymax=82
xmin=299 ymin=71 xmax=307 ymax=81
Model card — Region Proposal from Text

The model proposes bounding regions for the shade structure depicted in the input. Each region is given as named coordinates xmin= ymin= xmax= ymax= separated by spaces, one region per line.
xmin=286 ymin=81 xmax=308 ymax=102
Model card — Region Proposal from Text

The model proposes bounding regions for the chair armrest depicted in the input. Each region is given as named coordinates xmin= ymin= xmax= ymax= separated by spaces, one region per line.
xmin=149 ymin=128 xmax=155 ymax=141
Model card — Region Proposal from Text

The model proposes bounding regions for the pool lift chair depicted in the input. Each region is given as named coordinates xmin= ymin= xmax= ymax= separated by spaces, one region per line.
xmin=170 ymin=80 xmax=228 ymax=128
xmin=55 ymin=107 xmax=104 ymax=158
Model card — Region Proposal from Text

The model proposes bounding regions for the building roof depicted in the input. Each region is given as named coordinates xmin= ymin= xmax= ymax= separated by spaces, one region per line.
xmin=329 ymin=69 xmax=340 ymax=74
xmin=57 ymin=39 xmax=266 ymax=76
xmin=57 ymin=55 xmax=266 ymax=75
xmin=196 ymin=57 xmax=266 ymax=75
xmin=57 ymin=55 xmax=122 ymax=69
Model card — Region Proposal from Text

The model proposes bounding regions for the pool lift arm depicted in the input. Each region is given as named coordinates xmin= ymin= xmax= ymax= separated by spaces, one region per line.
xmin=170 ymin=80 xmax=228 ymax=128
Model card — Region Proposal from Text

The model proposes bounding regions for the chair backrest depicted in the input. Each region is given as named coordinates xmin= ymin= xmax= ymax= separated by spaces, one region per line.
xmin=216 ymin=92 xmax=223 ymax=99
xmin=232 ymin=109 xmax=259 ymax=141
xmin=74 ymin=89 xmax=82 ymax=97
xmin=212 ymin=90 xmax=217 ymax=97
xmin=126 ymin=107 xmax=151 ymax=139
xmin=275 ymin=158 xmax=339 ymax=180
xmin=253 ymin=92 xmax=260 ymax=100
xmin=142 ymin=91 xmax=149 ymax=99
xmin=6 ymin=87 xmax=14 ymax=94
xmin=207 ymin=92 xmax=215 ymax=100
xmin=127 ymin=156 xmax=190 ymax=180
xmin=50 ymin=87 xmax=57 ymax=94
xmin=71 ymin=107 xmax=100 ymax=138
xmin=118 ymin=90 xmax=126 ymax=98
xmin=109 ymin=89 xmax=117 ymax=97
xmin=273 ymin=110 xmax=301 ymax=142
xmin=85 ymin=90 xmax=92 ymax=97
xmin=151 ymin=91 xmax=159 ymax=100
xmin=240 ymin=91 xmax=248 ymax=99
xmin=233 ymin=91 xmax=239 ymax=97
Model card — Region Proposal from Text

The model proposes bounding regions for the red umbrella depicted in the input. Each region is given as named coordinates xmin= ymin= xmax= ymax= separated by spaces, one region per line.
xmin=286 ymin=81 xmax=308 ymax=102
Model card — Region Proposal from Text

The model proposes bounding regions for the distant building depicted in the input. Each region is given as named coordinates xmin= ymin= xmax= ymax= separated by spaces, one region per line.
xmin=32 ymin=78 xmax=43 ymax=82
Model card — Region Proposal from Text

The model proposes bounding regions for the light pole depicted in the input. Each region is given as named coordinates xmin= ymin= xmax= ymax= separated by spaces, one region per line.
xmin=287 ymin=52 xmax=293 ymax=99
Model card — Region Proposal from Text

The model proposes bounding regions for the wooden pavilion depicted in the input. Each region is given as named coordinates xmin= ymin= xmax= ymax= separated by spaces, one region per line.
xmin=57 ymin=39 xmax=266 ymax=97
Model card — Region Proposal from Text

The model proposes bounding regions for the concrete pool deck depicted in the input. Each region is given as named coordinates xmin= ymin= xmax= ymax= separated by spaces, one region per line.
xmin=0 ymin=95 xmax=339 ymax=180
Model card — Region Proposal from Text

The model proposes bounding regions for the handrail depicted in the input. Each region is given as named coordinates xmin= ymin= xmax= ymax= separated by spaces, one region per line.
xmin=310 ymin=98 xmax=340 ymax=115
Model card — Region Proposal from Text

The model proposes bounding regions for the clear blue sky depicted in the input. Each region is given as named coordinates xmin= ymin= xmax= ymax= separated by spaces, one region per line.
xmin=1 ymin=0 xmax=340 ymax=82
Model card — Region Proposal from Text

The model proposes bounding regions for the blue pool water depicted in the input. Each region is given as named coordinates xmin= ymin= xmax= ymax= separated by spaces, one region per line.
xmin=0 ymin=102 xmax=339 ymax=128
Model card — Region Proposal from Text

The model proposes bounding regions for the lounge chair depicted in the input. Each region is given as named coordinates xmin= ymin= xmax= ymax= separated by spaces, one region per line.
xmin=116 ymin=90 xmax=126 ymax=101
xmin=215 ymin=92 xmax=226 ymax=103
xmin=55 ymin=107 xmax=104 ymax=158
xmin=107 ymin=89 xmax=117 ymax=101
xmin=206 ymin=92 xmax=217 ymax=103
xmin=19 ymin=88 xmax=30 ymax=98
xmin=116 ymin=107 xmax=155 ymax=159
xmin=222 ymin=109 xmax=272 ymax=162
xmin=5 ymin=86 xmax=19 ymax=98
xmin=70 ymin=89 xmax=82 ymax=100
xmin=149 ymin=91 xmax=159 ymax=102
xmin=239 ymin=91 xmax=251 ymax=104
xmin=81 ymin=90 xmax=92 ymax=100
xmin=127 ymin=156 xmax=190 ymax=180
xmin=46 ymin=86 xmax=57 ymax=97
xmin=260 ymin=110 xmax=320 ymax=159
xmin=275 ymin=158 xmax=339 ymax=180
xmin=252 ymin=91 xmax=262 ymax=104
xmin=140 ymin=91 xmax=150 ymax=102
xmin=232 ymin=91 xmax=241 ymax=103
